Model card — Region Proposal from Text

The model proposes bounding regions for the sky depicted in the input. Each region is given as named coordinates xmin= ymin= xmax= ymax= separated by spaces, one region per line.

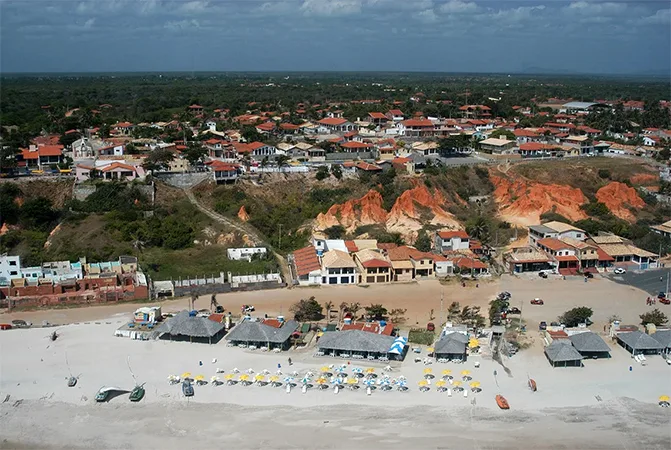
xmin=1 ymin=0 xmax=670 ymax=74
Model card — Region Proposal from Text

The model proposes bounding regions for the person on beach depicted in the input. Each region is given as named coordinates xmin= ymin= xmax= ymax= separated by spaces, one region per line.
xmin=288 ymin=358 xmax=292 ymax=366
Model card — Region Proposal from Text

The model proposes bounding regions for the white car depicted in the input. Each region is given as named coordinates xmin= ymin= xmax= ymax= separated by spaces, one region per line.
xmin=613 ymin=268 xmax=626 ymax=274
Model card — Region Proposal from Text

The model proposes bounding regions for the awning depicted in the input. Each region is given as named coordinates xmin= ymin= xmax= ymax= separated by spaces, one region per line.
xmin=388 ymin=336 xmax=408 ymax=355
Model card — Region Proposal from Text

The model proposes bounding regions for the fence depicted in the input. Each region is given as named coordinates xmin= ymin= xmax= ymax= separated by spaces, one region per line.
xmin=155 ymin=272 xmax=284 ymax=298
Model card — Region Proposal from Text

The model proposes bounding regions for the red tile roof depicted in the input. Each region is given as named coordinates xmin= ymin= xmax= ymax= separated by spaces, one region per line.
xmin=519 ymin=143 xmax=559 ymax=151
xmin=262 ymin=318 xmax=283 ymax=328
xmin=208 ymin=313 xmax=225 ymax=323
xmin=388 ymin=109 xmax=404 ymax=116
xmin=555 ymin=255 xmax=578 ymax=262
xmin=377 ymin=243 xmax=398 ymax=250
xmin=387 ymin=246 xmax=433 ymax=261
xmin=210 ymin=161 xmax=238 ymax=172
xmin=341 ymin=141 xmax=372 ymax=149
xmin=256 ymin=122 xmax=275 ymax=131
xmin=188 ymin=104 xmax=203 ymax=109
xmin=115 ymin=122 xmax=133 ymax=128
xmin=369 ymin=112 xmax=387 ymax=119
xmin=453 ymin=257 xmax=487 ymax=269
xmin=293 ymin=246 xmax=321 ymax=276
xmin=361 ymin=259 xmax=391 ymax=269
xmin=401 ymin=119 xmax=434 ymax=127
xmin=355 ymin=162 xmax=382 ymax=171
xmin=280 ymin=123 xmax=299 ymax=130
xmin=341 ymin=321 xmax=394 ymax=336
xmin=538 ymin=238 xmax=574 ymax=252
xmin=102 ymin=162 xmax=136 ymax=172
xmin=318 ymin=117 xmax=348 ymax=126
xmin=513 ymin=129 xmax=539 ymax=137
xmin=596 ymin=248 xmax=615 ymax=261
xmin=438 ymin=230 xmax=469 ymax=239
xmin=344 ymin=241 xmax=358 ymax=253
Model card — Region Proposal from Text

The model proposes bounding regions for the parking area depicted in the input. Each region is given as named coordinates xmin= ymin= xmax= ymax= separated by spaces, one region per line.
xmin=603 ymin=268 xmax=671 ymax=295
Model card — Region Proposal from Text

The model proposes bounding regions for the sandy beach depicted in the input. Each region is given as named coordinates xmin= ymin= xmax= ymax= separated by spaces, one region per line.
xmin=2 ymin=275 xmax=671 ymax=449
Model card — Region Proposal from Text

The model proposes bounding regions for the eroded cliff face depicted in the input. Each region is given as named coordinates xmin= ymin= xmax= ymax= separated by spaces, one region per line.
xmin=315 ymin=184 xmax=460 ymax=242
xmin=490 ymin=174 xmax=588 ymax=226
xmin=315 ymin=189 xmax=387 ymax=231
xmin=595 ymin=181 xmax=646 ymax=221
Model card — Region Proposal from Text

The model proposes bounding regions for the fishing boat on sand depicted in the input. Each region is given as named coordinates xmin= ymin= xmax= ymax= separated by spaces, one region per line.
xmin=130 ymin=384 xmax=145 ymax=402
xmin=496 ymin=394 xmax=510 ymax=410
xmin=528 ymin=378 xmax=537 ymax=392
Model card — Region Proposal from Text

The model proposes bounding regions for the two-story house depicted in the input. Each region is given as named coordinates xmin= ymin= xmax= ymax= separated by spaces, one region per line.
xmin=321 ymin=250 xmax=358 ymax=285
xmin=209 ymin=161 xmax=239 ymax=184
xmin=317 ymin=118 xmax=357 ymax=133
xmin=536 ymin=238 xmax=579 ymax=273
xmin=397 ymin=119 xmax=435 ymax=137
xmin=386 ymin=246 xmax=434 ymax=281
xmin=386 ymin=109 xmax=405 ymax=122
xmin=528 ymin=221 xmax=586 ymax=247
xmin=435 ymin=230 xmax=470 ymax=253
xmin=353 ymin=249 xmax=392 ymax=284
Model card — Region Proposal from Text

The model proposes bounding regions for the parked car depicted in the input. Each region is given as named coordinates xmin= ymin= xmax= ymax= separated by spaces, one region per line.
xmin=613 ymin=268 xmax=626 ymax=274
xmin=426 ymin=322 xmax=436 ymax=332
xmin=660 ymin=297 xmax=671 ymax=305
xmin=585 ymin=272 xmax=594 ymax=279
xmin=539 ymin=321 xmax=547 ymax=330
xmin=242 ymin=305 xmax=255 ymax=313
xmin=11 ymin=319 xmax=32 ymax=328
xmin=508 ymin=307 xmax=521 ymax=315
xmin=538 ymin=272 xmax=548 ymax=279
xmin=530 ymin=298 xmax=544 ymax=305
xmin=658 ymin=291 xmax=667 ymax=299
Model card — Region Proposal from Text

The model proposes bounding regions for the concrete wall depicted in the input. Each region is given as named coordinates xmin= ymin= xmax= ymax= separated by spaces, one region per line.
xmin=155 ymin=172 xmax=211 ymax=189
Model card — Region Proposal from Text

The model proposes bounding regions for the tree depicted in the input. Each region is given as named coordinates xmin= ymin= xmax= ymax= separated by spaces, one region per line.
xmin=466 ymin=216 xmax=490 ymax=244
xmin=324 ymin=301 xmax=334 ymax=322
xmin=99 ymin=123 xmax=111 ymax=139
xmin=276 ymin=155 xmax=290 ymax=172
xmin=315 ymin=165 xmax=330 ymax=180
xmin=0 ymin=184 xmax=22 ymax=226
xmin=346 ymin=302 xmax=361 ymax=317
xmin=365 ymin=304 xmax=388 ymax=320
xmin=183 ymin=142 xmax=207 ymax=166
xmin=414 ymin=230 xmax=432 ymax=252
xmin=640 ymin=309 xmax=668 ymax=327
xmin=142 ymin=148 xmax=174 ymax=172
xmin=324 ymin=225 xmax=345 ymax=239
xmin=559 ymin=307 xmax=594 ymax=327
xmin=290 ymin=296 xmax=324 ymax=321
xmin=389 ymin=308 xmax=407 ymax=324
xmin=447 ymin=301 xmax=461 ymax=322
xmin=20 ymin=197 xmax=59 ymax=231
xmin=460 ymin=305 xmax=486 ymax=330
xmin=489 ymin=129 xmax=516 ymax=141
xmin=331 ymin=165 xmax=342 ymax=180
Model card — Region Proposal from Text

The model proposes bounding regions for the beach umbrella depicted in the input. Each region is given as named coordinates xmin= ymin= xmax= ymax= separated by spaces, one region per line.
xmin=317 ymin=377 xmax=327 ymax=384
xmin=442 ymin=369 xmax=452 ymax=376
xmin=347 ymin=377 xmax=358 ymax=385
xmin=181 ymin=372 xmax=192 ymax=379
xmin=224 ymin=374 xmax=235 ymax=381
xmin=195 ymin=375 xmax=205 ymax=382
xmin=660 ymin=395 xmax=670 ymax=402
xmin=262 ymin=369 xmax=270 ymax=375
xmin=301 ymin=376 xmax=311 ymax=385
xmin=210 ymin=376 xmax=221 ymax=384
xmin=283 ymin=376 xmax=295 ymax=386
xmin=424 ymin=368 xmax=433 ymax=374
xmin=247 ymin=368 xmax=255 ymax=374
xmin=254 ymin=374 xmax=266 ymax=383
xmin=239 ymin=374 xmax=250 ymax=383
xmin=320 ymin=366 xmax=331 ymax=374
xmin=470 ymin=381 xmax=481 ymax=389
xmin=436 ymin=380 xmax=446 ymax=388
xmin=365 ymin=368 xmax=375 ymax=374
xmin=452 ymin=380 xmax=462 ymax=387
xmin=460 ymin=370 xmax=471 ymax=376
xmin=427 ymin=347 xmax=434 ymax=354
xmin=269 ymin=375 xmax=280 ymax=385
xmin=468 ymin=339 xmax=480 ymax=349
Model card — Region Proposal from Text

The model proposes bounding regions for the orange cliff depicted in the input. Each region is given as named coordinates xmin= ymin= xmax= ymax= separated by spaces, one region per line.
xmin=386 ymin=184 xmax=460 ymax=236
xmin=237 ymin=205 xmax=250 ymax=222
xmin=595 ymin=181 xmax=645 ymax=221
xmin=315 ymin=185 xmax=460 ymax=242
xmin=315 ymin=189 xmax=387 ymax=232
xmin=491 ymin=174 xmax=588 ymax=226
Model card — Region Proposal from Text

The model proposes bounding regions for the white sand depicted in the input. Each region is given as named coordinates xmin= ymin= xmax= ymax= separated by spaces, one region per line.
xmin=1 ymin=275 xmax=671 ymax=448
xmin=1 ymin=318 xmax=670 ymax=449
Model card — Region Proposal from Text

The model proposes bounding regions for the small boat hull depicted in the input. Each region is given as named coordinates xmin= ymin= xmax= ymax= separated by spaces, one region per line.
xmin=496 ymin=395 xmax=510 ymax=410
xmin=528 ymin=379 xmax=537 ymax=392
xmin=130 ymin=387 xmax=145 ymax=402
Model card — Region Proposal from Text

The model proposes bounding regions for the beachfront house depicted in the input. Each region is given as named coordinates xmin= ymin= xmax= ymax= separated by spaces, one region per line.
xmin=615 ymin=331 xmax=664 ymax=355
xmin=435 ymin=230 xmax=470 ymax=253
xmin=156 ymin=310 xmax=225 ymax=344
xmin=433 ymin=332 xmax=468 ymax=361
xmin=225 ymin=319 xmax=299 ymax=350
xmin=353 ymin=249 xmax=392 ymax=284
xmin=320 ymin=250 xmax=358 ymax=285
xmin=568 ymin=332 xmax=611 ymax=359
xmin=290 ymin=246 xmax=322 ymax=286
xmin=544 ymin=340 xmax=583 ymax=368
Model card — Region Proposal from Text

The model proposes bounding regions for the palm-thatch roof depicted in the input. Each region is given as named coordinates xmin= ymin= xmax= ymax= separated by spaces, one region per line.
xmin=544 ymin=340 xmax=583 ymax=363
xmin=317 ymin=330 xmax=395 ymax=353
xmin=225 ymin=319 xmax=299 ymax=344
xmin=156 ymin=311 xmax=224 ymax=338
xmin=568 ymin=332 xmax=611 ymax=353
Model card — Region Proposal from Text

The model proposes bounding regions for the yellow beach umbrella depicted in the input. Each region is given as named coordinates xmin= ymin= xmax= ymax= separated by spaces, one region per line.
xmin=470 ymin=381 xmax=481 ymax=389
xmin=269 ymin=375 xmax=279 ymax=383
xmin=468 ymin=339 xmax=480 ymax=348
xmin=418 ymin=380 xmax=428 ymax=387
xmin=660 ymin=395 xmax=670 ymax=402
xmin=320 ymin=366 xmax=331 ymax=373
xmin=365 ymin=368 xmax=375 ymax=374
xmin=254 ymin=374 xmax=265 ymax=382
xmin=452 ymin=380 xmax=463 ymax=387
xmin=436 ymin=380 xmax=446 ymax=388
xmin=423 ymin=368 xmax=433 ymax=375
xmin=195 ymin=375 xmax=205 ymax=381
xmin=239 ymin=374 xmax=250 ymax=382
xmin=181 ymin=372 xmax=192 ymax=379
xmin=427 ymin=347 xmax=434 ymax=353
xmin=317 ymin=377 xmax=327 ymax=385
xmin=347 ymin=377 xmax=358 ymax=385
xmin=461 ymin=370 xmax=471 ymax=376
xmin=224 ymin=374 xmax=235 ymax=380
xmin=442 ymin=369 xmax=452 ymax=376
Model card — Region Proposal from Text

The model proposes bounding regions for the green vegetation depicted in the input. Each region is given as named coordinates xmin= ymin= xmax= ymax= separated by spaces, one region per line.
xmin=290 ymin=296 xmax=324 ymax=321
xmin=640 ymin=309 xmax=669 ymax=327
xmin=559 ymin=307 xmax=594 ymax=327
xmin=364 ymin=304 xmax=388 ymax=321
xmin=408 ymin=329 xmax=435 ymax=346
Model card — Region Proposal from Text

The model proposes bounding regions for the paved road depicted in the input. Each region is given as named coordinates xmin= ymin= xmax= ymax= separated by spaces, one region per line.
xmin=604 ymin=267 xmax=671 ymax=295
xmin=183 ymin=188 xmax=292 ymax=283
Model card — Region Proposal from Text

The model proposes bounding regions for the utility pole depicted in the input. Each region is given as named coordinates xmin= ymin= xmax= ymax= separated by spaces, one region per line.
xmin=440 ymin=289 xmax=444 ymax=328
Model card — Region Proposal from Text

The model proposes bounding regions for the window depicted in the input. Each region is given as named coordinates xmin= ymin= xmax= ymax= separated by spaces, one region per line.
xmin=10 ymin=271 xmax=18 ymax=276
xmin=9 ymin=261 xmax=17 ymax=266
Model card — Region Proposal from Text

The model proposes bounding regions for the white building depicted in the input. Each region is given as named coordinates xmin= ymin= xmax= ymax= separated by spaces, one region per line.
xmin=435 ymin=230 xmax=470 ymax=252
xmin=227 ymin=247 xmax=267 ymax=262
xmin=0 ymin=254 xmax=22 ymax=286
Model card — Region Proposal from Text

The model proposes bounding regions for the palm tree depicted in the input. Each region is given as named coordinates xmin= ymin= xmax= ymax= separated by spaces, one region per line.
xmin=347 ymin=302 xmax=361 ymax=318
xmin=467 ymin=216 xmax=490 ymax=244
xmin=276 ymin=154 xmax=290 ymax=172
xmin=324 ymin=301 xmax=333 ymax=322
